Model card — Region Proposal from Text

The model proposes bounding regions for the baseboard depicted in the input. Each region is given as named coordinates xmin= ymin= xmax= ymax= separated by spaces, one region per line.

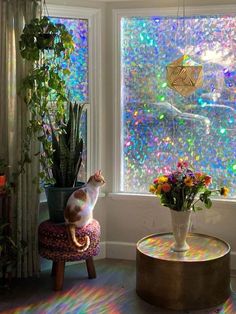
xmin=105 ymin=241 xmax=236 ymax=272
xmin=106 ymin=241 xmax=136 ymax=260
xmin=95 ymin=241 xmax=106 ymax=260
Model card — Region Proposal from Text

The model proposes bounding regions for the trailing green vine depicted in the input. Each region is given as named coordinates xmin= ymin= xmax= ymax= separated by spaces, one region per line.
xmin=18 ymin=16 xmax=76 ymax=189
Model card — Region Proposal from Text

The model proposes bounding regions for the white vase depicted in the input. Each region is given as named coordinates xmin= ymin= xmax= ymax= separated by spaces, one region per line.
xmin=170 ymin=209 xmax=192 ymax=252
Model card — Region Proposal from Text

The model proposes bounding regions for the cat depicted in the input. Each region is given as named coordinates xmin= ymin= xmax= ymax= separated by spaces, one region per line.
xmin=64 ymin=170 xmax=105 ymax=252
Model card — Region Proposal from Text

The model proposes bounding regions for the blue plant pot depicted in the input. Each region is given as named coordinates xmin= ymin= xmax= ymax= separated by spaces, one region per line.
xmin=44 ymin=182 xmax=85 ymax=223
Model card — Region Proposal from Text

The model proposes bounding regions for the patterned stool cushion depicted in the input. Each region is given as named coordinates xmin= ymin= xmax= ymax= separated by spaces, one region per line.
xmin=38 ymin=219 xmax=100 ymax=262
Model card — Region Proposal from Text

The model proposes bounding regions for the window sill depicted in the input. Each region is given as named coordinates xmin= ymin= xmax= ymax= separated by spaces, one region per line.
xmin=40 ymin=192 xmax=106 ymax=204
xmin=107 ymin=192 xmax=236 ymax=203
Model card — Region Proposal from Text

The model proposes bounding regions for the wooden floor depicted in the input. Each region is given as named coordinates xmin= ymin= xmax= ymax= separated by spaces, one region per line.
xmin=0 ymin=259 xmax=236 ymax=314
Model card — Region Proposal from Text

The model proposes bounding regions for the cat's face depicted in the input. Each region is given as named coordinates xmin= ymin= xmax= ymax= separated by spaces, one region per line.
xmin=93 ymin=170 xmax=106 ymax=187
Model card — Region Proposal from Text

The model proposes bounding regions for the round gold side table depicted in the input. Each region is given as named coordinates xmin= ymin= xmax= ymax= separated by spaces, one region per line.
xmin=136 ymin=233 xmax=231 ymax=311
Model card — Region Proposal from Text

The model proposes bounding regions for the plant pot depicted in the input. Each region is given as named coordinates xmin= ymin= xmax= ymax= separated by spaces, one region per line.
xmin=170 ymin=208 xmax=192 ymax=252
xmin=0 ymin=174 xmax=6 ymax=192
xmin=45 ymin=182 xmax=85 ymax=223
xmin=37 ymin=34 xmax=55 ymax=50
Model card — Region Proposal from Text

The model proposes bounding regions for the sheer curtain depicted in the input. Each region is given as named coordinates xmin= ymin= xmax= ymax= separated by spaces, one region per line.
xmin=0 ymin=0 xmax=41 ymax=277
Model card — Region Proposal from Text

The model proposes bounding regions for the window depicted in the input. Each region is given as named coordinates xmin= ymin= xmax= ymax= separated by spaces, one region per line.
xmin=118 ymin=10 xmax=236 ymax=196
xmin=47 ymin=5 xmax=102 ymax=184
xmin=39 ymin=5 xmax=101 ymax=202
xmin=49 ymin=16 xmax=89 ymax=181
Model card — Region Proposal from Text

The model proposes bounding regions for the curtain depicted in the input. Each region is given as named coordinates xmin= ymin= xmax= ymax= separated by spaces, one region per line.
xmin=0 ymin=0 xmax=42 ymax=277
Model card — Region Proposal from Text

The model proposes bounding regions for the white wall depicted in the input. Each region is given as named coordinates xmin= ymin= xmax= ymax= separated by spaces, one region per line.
xmin=47 ymin=0 xmax=236 ymax=270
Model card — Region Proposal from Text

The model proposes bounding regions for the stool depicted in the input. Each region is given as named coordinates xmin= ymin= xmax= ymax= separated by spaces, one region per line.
xmin=38 ymin=219 xmax=100 ymax=291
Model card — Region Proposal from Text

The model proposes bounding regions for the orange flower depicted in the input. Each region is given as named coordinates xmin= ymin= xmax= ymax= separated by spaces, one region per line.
xmin=220 ymin=187 xmax=229 ymax=197
xmin=156 ymin=185 xmax=162 ymax=195
xmin=195 ymin=172 xmax=203 ymax=180
xmin=204 ymin=175 xmax=212 ymax=186
xmin=162 ymin=183 xmax=171 ymax=192
xmin=184 ymin=176 xmax=194 ymax=187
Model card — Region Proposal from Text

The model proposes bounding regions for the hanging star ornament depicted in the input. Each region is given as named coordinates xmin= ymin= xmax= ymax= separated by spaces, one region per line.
xmin=166 ymin=54 xmax=203 ymax=97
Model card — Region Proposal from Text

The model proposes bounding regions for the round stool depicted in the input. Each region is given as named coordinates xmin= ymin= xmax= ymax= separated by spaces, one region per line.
xmin=38 ymin=219 xmax=100 ymax=290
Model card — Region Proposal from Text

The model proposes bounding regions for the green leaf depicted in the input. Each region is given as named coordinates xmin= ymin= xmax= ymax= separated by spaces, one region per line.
xmin=204 ymin=198 xmax=212 ymax=209
xmin=195 ymin=206 xmax=203 ymax=211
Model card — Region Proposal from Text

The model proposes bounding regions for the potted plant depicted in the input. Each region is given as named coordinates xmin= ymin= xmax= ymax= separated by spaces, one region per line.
xmin=0 ymin=221 xmax=27 ymax=288
xmin=45 ymin=101 xmax=85 ymax=222
xmin=19 ymin=16 xmax=74 ymax=60
xmin=19 ymin=17 xmax=86 ymax=221
xmin=0 ymin=159 xmax=7 ymax=192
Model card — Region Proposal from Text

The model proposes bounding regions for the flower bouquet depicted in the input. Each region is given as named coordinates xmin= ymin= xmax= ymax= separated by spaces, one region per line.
xmin=149 ymin=159 xmax=229 ymax=212
xmin=149 ymin=159 xmax=229 ymax=251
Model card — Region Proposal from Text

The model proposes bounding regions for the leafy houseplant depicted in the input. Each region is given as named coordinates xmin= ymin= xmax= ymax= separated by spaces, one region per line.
xmin=45 ymin=102 xmax=85 ymax=222
xmin=19 ymin=16 xmax=76 ymax=187
xmin=19 ymin=16 xmax=74 ymax=61
xmin=50 ymin=102 xmax=84 ymax=187
xmin=19 ymin=16 xmax=86 ymax=222
xmin=149 ymin=159 xmax=229 ymax=211
xmin=0 ymin=221 xmax=26 ymax=288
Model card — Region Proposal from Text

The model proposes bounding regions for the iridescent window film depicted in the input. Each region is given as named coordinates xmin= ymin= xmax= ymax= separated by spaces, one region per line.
xmin=50 ymin=17 xmax=89 ymax=102
xmin=121 ymin=15 xmax=236 ymax=195
xmin=50 ymin=17 xmax=89 ymax=182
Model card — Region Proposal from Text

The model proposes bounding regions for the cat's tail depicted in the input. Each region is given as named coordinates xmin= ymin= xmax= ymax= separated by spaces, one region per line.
xmin=67 ymin=224 xmax=90 ymax=252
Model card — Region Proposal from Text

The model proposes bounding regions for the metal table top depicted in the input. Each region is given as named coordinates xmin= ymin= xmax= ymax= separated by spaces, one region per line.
xmin=137 ymin=232 xmax=230 ymax=262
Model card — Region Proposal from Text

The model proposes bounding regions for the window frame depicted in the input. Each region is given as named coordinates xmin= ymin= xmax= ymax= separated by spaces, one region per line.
xmin=112 ymin=4 xmax=236 ymax=197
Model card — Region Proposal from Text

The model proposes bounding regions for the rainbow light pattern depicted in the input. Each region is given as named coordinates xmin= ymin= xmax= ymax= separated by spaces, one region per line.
xmin=1 ymin=260 xmax=235 ymax=313
xmin=1 ymin=283 xmax=123 ymax=313
xmin=121 ymin=15 xmax=236 ymax=196
xmin=50 ymin=17 xmax=89 ymax=103
xmin=137 ymin=233 xmax=230 ymax=261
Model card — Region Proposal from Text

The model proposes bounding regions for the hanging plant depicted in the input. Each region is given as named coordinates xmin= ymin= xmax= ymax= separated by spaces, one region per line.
xmin=18 ymin=16 xmax=77 ymax=189
xmin=19 ymin=16 xmax=74 ymax=59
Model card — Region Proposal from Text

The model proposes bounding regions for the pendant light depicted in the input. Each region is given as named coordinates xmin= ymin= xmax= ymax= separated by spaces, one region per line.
xmin=166 ymin=0 xmax=203 ymax=97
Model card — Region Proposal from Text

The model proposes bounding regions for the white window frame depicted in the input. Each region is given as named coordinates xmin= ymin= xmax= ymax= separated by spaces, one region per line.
xmin=48 ymin=4 xmax=102 ymax=179
xmin=112 ymin=5 xmax=236 ymax=195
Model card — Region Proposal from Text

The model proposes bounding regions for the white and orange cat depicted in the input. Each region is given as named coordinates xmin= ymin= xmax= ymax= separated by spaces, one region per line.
xmin=64 ymin=170 xmax=105 ymax=252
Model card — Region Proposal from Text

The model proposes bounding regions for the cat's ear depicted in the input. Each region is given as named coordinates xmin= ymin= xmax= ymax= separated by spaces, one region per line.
xmin=94 ymin=170 xmax=100 ymax=180
xmin=95 ymin=170 xmax=101 ymax=177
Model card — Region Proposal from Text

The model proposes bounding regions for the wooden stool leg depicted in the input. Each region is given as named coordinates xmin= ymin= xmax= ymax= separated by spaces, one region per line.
xmin=86 ymin=257 xmax=96 ymax=279
xmin=54 ymin=261 xmax=65 ymax=291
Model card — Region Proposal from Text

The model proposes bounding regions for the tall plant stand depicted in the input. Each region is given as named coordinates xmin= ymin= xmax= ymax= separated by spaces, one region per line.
xmin=136 ymin=233 xmax=231 ymax=311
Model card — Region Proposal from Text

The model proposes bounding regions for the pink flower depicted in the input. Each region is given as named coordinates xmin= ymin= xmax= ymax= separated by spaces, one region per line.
xmin=177 ymin=159 xmax=188 ymax=169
